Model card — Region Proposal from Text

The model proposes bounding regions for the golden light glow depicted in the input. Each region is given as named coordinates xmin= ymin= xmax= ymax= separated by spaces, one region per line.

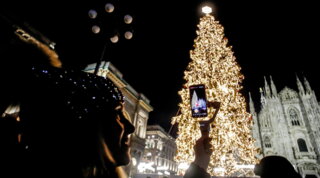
xmin=172 ymin=14 xmax=259 ymax=176
xmin=202 ymin=6 xmax=212 ymax=14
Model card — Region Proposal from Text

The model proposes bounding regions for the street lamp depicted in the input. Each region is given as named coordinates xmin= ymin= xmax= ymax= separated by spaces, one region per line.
xmin=88 ymin=2 xmax=134 ymax=75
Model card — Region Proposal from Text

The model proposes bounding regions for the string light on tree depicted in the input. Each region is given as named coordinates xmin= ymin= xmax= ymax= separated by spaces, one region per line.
xmin=172 ymin=4 xmax=259 ymax=177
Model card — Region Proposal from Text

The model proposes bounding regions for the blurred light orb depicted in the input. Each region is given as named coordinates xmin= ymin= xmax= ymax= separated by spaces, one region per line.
xmin=202 ymin=6 xmax=212 ymax=14
xmin=124 ymin=15 xmax=133 ymax=24
xmin=91 ymin=25 xmax=101 ymax=34
xmin=124 ymin=31 xmax=133 ymax=40
xmin=110 ymin=35 xmax=119 ymax=43
xmin=88 ymin=9 xmax=97 ymax=19
xmin=105 ymin=3 xmax=115 ymax=13
xmin=132 ymin=158 xmax=137 ymax=166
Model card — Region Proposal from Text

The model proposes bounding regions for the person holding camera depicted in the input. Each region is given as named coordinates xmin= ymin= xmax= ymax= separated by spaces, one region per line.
xmin=183 ymin=102 xmax=221 ymax=178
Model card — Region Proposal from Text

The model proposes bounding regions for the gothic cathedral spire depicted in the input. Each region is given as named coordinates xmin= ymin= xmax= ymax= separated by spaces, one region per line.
xmin=264 ymin=76 xmax=271 ymax=97
xmin=249 ymin=92 xmax=256 ymax=114
xmin=304 ymin=76 xmax=312 ymax=94
xmin=270 ymin=76 xmax=277 ymax=97
xmin=296 ymin=74 xmax=305 ymax=95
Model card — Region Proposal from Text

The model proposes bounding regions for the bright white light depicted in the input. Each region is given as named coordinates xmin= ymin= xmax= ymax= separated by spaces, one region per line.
xmin=228 ymin=131 xmax=236 ymax=138
xmin=49 ymin=42 xmax=55 ymax=50
xmin=235 ymin=164 xmax=255 ymax=169
xmin=202 ymin=6 xmax=212 ymax=14
xmin=178 ymin=162 xmax=189 ymax=170
xmin=138 ymin=162 xmax=155 ymax=173
xmin=221 ymin=155 xmax=226 ymax=161
xmin=3 ymin=104 xmax=20 ymax=115
xmin=219 ymin=84 xmax=228 ymax=93
xmin=137 ymin=163 xmax=145 ymax=173
xmin=157 ymin=166 xmax=168 ymax=171
xmin=132 ymin=157 xmax=137 ymax=166
xmin=214 ymin=167 xmax=225 ymax=172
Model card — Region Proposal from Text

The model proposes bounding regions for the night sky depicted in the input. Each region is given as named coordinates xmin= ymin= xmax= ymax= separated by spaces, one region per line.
xmin=1 ymin=0 xmax=319 ymax=133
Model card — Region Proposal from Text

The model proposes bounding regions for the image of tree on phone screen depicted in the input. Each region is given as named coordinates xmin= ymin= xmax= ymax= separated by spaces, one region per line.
xmin=190 ymin=84 xmax=208 ymax=117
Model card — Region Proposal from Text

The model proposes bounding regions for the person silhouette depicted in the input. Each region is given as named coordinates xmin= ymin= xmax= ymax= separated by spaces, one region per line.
xmin=254 ymin=155 xmax=302 ymax=178
xmin=0 ymin=13 xmax=135 ymax=178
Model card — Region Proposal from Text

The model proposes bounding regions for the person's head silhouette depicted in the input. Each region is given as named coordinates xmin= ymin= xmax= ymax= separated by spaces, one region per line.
xmin=254 ymin=156 xmax=302 ymax=178
xmin=0 ymin=8 xmax=135 ymax=177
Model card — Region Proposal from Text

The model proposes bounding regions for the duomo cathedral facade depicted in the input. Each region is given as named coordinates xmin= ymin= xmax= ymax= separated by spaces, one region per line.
xmin=250 ymin=76 xmax=320 ymax=178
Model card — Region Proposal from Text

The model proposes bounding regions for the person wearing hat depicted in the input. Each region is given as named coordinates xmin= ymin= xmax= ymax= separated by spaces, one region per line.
xmin=0 ymin=12 xmax=135 ymax=178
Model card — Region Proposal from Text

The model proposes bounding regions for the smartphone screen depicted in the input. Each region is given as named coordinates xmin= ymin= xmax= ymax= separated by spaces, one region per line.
xmin=189 ymin=84 xmax=208 ymax=118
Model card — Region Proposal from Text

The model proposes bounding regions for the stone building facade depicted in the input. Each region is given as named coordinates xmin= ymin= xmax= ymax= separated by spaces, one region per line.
xmin=249 ymin=76 xmax=320 ymax=178
xmin=84 ymin=61 xmax=153 ymax=177
xmin=138 ymin=125 xmax=178 ymax=177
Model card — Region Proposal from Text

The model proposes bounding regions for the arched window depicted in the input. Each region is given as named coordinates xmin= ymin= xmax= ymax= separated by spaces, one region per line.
xmin=289 ymin=108 xmax=300 ymax=126
xmin=264 ymin=137 xmax=272 ymax=148
xmin=297 ymin=138 xmax=308 ymax=152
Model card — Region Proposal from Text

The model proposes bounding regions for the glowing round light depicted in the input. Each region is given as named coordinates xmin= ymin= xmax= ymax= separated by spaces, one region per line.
xmin=105 ymin=3 xmax=115 ymax=13
xmin=124 ymin=31 xmax=133 ymax=40
xmin=202 ymin=6 xmax=212 ymax=14
xmin=91 ymin=25 xmax=100 ymax=34
xmin=110 ymin=35 xmax=119 ymax=43
xmin=132 ymin=157 xmax=137 ymax=166
xmin=178 ymin=162 xmax=189 ymax=170
xmin=124 ymin=14 xmax=133 ymax=24
xmin=88 ymin=9 xmax=97 ymax=19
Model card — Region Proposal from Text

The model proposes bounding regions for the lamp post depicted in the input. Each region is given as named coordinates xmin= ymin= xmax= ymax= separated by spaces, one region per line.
xmin=87 ymin=1 xmax=134 ymax=75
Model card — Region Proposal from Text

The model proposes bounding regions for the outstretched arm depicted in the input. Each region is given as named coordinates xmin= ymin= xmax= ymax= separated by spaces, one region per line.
xmin=184 ymin=102 xmax=220 ymax=178
xmin=199 ymin=101 xmax=221 ymax=135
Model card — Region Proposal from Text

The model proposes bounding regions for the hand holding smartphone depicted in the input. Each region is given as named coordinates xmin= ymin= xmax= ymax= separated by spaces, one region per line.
xmin=189 ymin=84 xmax=221 ymax=156
xmin=189 ymin=84 xmax=221 ymax=119
xmin=199 ymin=101 xmax=221 ymax=132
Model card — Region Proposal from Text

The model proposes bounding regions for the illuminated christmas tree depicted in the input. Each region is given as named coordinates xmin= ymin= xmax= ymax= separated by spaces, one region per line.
xmin=172 ymin=6 xmax=259 ymax=176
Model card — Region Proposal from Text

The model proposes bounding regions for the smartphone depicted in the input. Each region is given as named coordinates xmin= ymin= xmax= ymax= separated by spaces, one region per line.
xmin=189 ymin=84 xmax=208 ymax=118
